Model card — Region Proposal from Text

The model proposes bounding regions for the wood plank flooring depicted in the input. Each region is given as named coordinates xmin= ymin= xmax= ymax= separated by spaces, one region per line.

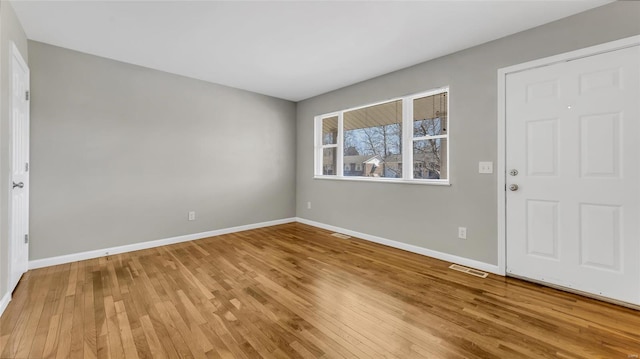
xmin=1 ymin=222 xmax=638 ymax=358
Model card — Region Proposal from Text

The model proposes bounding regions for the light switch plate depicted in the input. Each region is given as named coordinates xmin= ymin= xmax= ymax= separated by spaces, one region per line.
xmin=479 ymin=161 xmax=493 ymax=174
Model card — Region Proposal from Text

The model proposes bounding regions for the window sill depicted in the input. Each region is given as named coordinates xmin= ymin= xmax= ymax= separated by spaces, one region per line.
xmin=313 ymin=175 xmax=451 ymax=186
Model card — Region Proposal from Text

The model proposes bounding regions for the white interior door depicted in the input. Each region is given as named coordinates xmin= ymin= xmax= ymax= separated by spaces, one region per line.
xmin=505 ymin=45 xmax=640 ymax=305
xmin=8 ymin=43 xmax=30 ymax=293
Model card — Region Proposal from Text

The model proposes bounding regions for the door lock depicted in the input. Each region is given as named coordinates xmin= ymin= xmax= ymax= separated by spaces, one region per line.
xmin=509 ymin=169 xmax=518 ymax=176
xmin=509 ymin=184 xmax=519 ymax=191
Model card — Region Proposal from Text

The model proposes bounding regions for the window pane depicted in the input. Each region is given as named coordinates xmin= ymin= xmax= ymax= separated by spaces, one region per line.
xmin=343 ymin=100 xmax=402 ymax=178
xmin=322 ymin=116 xmax=338 ymax=145
xmin=413 ymin=138 xmax=447 ymax=179
xmin=322 ymin=147 xmax=337 ymax=175
xmin=414 ymin=92 xmax=447 ymax=137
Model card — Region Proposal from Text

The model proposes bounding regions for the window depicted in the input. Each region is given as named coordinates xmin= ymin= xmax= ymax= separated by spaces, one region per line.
xmin=321 ymin=116 xmax=338 ymax=175
xmin=315 ymin=88 xmax=449 ymax=184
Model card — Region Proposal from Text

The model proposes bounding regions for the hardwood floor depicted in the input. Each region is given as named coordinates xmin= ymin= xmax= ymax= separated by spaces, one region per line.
xmin=1 ymin=223 xmax=638 ymax=358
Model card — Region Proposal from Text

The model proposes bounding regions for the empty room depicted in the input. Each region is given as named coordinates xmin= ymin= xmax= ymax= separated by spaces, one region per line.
xmin=0 ymin=0 xmax=639 ymax=358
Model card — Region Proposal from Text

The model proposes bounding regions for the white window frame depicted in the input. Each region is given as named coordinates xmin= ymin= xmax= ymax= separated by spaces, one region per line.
xmin=314 ymin=87 xmax=450 ymax=185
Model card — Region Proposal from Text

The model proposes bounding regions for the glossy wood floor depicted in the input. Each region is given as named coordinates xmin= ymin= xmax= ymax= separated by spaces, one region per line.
xmin=1 ymin=223 xmax=639 ymax=359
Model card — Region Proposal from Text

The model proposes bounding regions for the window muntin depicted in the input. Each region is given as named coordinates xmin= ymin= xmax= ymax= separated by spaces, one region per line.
xmin=315 ymin=88 xmax=449 ymax=183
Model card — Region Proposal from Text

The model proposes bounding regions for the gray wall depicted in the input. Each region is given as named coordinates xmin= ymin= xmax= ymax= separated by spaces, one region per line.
xmin=296 ymin=1 xmax=640 ymax=266
xmin=0 ymin=1 xmax=28 ymax=302
xmin=29 ymin=41 xmax=296 ymax=260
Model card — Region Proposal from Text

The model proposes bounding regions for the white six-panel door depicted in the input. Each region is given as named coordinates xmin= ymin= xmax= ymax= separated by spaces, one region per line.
xmin=505 ymin=45 xmax=640 ymax=305
xmin=9 ymin=43 xmax=30 ymax=293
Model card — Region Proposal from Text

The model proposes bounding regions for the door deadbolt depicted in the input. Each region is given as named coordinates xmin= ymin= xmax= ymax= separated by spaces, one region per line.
xmin=509 ymin=169 xmax=518 ymax=176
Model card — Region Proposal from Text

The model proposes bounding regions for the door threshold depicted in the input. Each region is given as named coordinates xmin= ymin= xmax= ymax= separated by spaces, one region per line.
xmin=508 ymin=274 xmax=640 ymax=311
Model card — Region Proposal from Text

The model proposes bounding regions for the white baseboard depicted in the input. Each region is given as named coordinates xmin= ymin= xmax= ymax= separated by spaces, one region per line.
xmin=28 ymin=216 xmax=500 ymax=277
xmin=29 ymin=217 xmax=297 ymax=270
xmin=0 ymin=292 xmax=11 ymax=318
xmin=296 ymin=217 xmax=501 ymax=275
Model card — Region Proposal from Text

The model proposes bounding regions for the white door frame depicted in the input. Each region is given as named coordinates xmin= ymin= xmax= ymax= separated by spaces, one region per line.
xmin=497 ymin=35 xmax=640 ymax=276
xmin=7 ymin=41 xmax=30 ymax=294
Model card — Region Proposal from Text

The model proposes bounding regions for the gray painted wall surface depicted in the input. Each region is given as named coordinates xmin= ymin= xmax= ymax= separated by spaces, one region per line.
xmin=0 ymin=1 xmax=28 ymax=301
xmin=29 ymin=41 xmax=296 ymax=260
xmin=296 ymin=2 xmax=640 ymax=266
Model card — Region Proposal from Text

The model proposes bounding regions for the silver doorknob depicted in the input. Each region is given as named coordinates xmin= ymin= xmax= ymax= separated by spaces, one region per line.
xmin=509 ymin=184 xmax=519 ymax=191
xmin=12 ymin=182 xmax=23 ymax=189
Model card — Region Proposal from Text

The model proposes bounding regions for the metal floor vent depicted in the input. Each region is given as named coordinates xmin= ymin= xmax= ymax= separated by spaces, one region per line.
xmin=331 ymin=233 xmax=351 ymax=239
xmin=449 ymin=264 xmax=488 ymax=278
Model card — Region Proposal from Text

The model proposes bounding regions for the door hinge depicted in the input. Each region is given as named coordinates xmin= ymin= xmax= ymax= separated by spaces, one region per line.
xmin=25 ymin=90 xmax=29 ymax=101
xmin=25 ymin=162 xmax=29 ymax=172
xmin=24 ymin=234 xmax=29 ymax=244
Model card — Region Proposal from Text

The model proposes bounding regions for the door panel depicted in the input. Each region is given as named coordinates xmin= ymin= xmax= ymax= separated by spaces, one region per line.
xmin=506 ymin=45 xmax=640 ymax=305
xmin=526 ymin=119 xmax=558 ymax=176
xmin=579 ymin=203 xmax=620 ymax=271
xmin=580 ymin=113 xmax=620 ymax=177
xmin=525 ymin=200 xmax=559 ymax=259
xmin=9 ymin=44 xmax=30 ymax=293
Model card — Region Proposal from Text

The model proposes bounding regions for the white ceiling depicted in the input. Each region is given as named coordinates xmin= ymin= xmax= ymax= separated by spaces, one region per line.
xmin=12 ymin=0 xmax=611 ymax=101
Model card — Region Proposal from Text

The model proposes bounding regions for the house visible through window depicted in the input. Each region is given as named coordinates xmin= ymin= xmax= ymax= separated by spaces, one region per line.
xmin=315 ymin=88 xmax=449 ymax=184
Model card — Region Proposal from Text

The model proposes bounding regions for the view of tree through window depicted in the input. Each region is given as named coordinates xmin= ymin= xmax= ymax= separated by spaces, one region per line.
xmin=343 ymin=100 xmax=402 ymax=178
xmin=413 ymin=92 xmax=447 ymax=179
xmin=316 ymin=88 xmax=449 ymax=182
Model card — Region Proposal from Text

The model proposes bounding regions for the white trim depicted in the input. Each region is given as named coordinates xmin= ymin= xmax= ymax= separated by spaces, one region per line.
xmin=313 ymin=176 xmax=450 ymax=186
xmin=296 ymin=217 xmax=500 ymax=275
xmin=402 ymin=94 xmax=412 ymax=179
xmin=29 ymin=218 xmax=296 ymax=270
xmin=25 ymin=215 xmax=500 ymax=294
xmin=496 ymin=35 xmax=640 ymax=276
xmin=496 ymin=66 xmax=507 ymax=276
xmin=314 ymin=116 xmax=320 ymax=175
xmin=0 ymin=292 xmax=11 ymax=318
xmin=499 ymin=35 xmax=640 ymax=76
xmin=413 ymin=134 xmax=447 ymax=141
xmin=337 ymin=112 xmax=344 ymax=176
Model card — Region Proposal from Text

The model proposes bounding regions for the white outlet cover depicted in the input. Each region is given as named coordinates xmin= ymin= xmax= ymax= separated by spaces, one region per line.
xmin=478 ymin=161 xmax=493 ymax=174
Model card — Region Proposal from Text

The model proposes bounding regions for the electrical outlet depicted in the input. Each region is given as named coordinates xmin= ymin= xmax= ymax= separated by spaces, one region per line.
xmin=188 ymin=211 xmax=196 ymax=221
xmin=479 ymin=161 xmax=493 ymax=174
xmin=458 ymin=227 xmax=467 ymax=239
xmin=307 ymin=201 xmax=311 ymax=209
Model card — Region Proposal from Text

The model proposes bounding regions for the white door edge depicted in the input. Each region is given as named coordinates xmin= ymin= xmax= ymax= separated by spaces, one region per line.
xmin=7 ymin=41 xmax=30 ymax=294
xmin=497 ymin=34 xmax=640 ymax=277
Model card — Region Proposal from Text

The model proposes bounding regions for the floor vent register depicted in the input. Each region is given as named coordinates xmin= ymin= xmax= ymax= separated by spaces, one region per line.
xmin=449 ymin=264 xmax=489 ymax=278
